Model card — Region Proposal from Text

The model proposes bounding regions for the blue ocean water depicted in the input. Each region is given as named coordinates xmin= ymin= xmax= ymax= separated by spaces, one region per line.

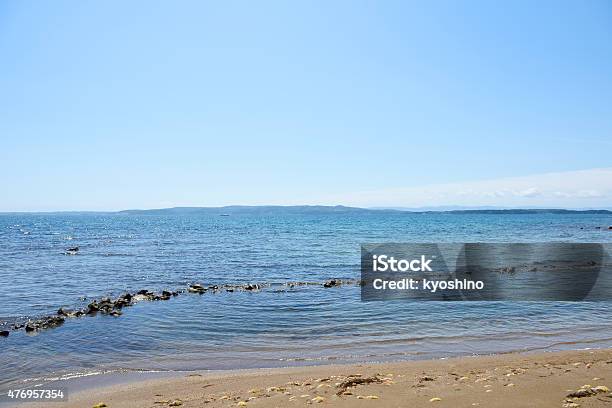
xmin=0 ymin=210 xmax=611 ymax=389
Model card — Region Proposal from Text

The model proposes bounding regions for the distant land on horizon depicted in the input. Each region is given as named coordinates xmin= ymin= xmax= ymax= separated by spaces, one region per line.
xmin=116 ymin=206 xmax=612 ymax=216
xmin=1 ymin=206 xmax=612 ymax=215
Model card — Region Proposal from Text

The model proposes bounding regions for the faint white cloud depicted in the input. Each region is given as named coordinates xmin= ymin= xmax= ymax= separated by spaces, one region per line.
xmin=515 ymin=187 xmax=541 ymax=197
xmin=553 ymin=190 xmax=604 ymax=198
xmin=324 ymin=168 xmax=612 ymax=209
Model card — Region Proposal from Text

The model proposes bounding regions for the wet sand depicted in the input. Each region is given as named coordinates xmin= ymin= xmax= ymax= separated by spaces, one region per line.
xmin=25 ymin=349 xmax=612 ymax=408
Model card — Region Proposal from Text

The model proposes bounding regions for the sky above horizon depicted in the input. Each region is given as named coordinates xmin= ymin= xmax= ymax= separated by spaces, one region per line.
xmin=1 ymin=0 xmax=611 ymax=211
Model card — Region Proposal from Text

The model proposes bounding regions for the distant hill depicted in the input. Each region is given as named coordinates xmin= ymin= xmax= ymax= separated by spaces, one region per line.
xmin=117 ymin=205 xmax=380 ymax=216
xmin=117 ymin=206 xmax=612 ymax=215
xmin=432 ymin=209 xmax=612 ymax=214
xmin=2 ymin=206 xmax=611 ymax=215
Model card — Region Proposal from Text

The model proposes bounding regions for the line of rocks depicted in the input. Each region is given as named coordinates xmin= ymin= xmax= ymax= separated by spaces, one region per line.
xmin=0 ymin=279 xmax=360 ymax=337
xmin=7 ymin=290 xmax=181 ymax=334
xmin=495 ymin=260 xmax=600 ymax=274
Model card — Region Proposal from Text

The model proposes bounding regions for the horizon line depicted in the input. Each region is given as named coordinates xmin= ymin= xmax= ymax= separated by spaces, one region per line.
xmin=1 ymin=204 xmax=612 ymax=215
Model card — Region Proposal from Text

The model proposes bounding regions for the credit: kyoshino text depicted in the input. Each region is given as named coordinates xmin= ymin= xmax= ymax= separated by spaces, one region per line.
xmin=369 ymin=254 xmax=484 ymax=292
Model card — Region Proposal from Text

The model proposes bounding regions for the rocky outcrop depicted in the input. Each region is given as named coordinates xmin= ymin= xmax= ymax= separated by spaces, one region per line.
xmin=58 ymin=307 xmax=83 ymax=318
xmin=2 ymin=278 xmax=360 ymax=337
xmin=64 ymin=246 xmax=79 ymax=255
xmin=323 ymin=279 xmax=341 ymax=288
xmin=25 ymin=316 xmax=65 ymax=332
xmin=188 ymin=284 xmax=206 ymax=294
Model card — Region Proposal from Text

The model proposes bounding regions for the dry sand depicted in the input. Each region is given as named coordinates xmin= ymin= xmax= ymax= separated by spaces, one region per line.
xmin=25 ymin=349 xmax=612 ymax=408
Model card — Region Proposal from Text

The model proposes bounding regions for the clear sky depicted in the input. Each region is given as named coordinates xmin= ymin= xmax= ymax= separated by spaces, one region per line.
xmin=1 ymin=0 xmax=611 ymax=211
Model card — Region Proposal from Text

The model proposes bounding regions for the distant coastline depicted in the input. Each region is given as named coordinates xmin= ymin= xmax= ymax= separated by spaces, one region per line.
xmin=119 ymin=206 xmax=612 ymax=216
xmin=1 ymin=205 xmax=611 ymax=215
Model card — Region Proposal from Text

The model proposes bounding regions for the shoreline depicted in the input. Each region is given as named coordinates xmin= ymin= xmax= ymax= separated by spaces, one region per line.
xmin=19 ymin=348 xmax=612 ymax=408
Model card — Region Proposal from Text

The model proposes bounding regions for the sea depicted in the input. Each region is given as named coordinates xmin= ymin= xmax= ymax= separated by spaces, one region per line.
xmin=1 ymin=208 xmax=611 ymax=391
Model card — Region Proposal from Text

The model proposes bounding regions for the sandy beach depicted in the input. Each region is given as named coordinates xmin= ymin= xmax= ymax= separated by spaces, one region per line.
xmin=22 ymin=349 xmax=612 ymax=408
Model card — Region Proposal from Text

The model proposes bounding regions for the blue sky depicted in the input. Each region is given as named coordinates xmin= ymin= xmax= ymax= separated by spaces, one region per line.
xmin=1 ymin=0 xmax=611 ymax=211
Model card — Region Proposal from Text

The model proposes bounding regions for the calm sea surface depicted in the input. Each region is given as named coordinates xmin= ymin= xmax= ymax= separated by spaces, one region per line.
xmin=1 ymin=211 xmax=611 ymax=389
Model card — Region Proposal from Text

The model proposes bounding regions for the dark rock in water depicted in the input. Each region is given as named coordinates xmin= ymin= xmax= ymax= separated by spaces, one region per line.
xmin=27 ymin=316 xmax=66 ymax=331
xmin=57 ymin=307 xmax=69 ymax=316
xmin=608 ymin=226 xmax=612 ymax=230
xmin=188 ymin=284 xmax=206 ymax=293
xmin=114 ymin=293 xmax=134 ymax=308
xmin=98 ymin=298 xmax=113 ymax=311
xmin=109 ymin=310 xmax=122 ymax=317
xmin=64 ymin=246 xmax=80 ymax=255
xmin=86 ymin=301 xmax=100 ymax=315
xmin=41 ymin=316 xmax=64 ymax=329
xmin=113 ymin=298 xmax=131 ymax=308
xmin=244 ymin=284 xmax=260 ymax=291
xmin=323 ymin=279 xmax=341 ymax=288
xmin=0 ymin=330 xmax=9 ymax=337
xmin=160 ymin=290 xmax=172 ymax=300
xmin=121 ymin=293 xmax=133 ymax=302
xmin=133 ymin=290 xmax=164 ymax=301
